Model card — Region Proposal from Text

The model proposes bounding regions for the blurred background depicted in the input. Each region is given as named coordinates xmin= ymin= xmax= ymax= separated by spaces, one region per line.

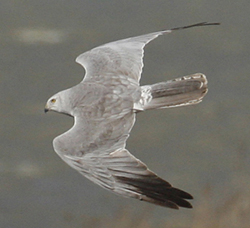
xmin=1 ymin=0 xmax=250 ymax=227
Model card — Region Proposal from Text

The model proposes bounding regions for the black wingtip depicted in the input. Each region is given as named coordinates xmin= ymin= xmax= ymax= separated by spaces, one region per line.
xmin=171 ymin=187 xmax=194 ymax=200
xmin=115 ymin=175 xmax=193 ymax=209
xmin=171 ymin=22 xmax=220 ymax=31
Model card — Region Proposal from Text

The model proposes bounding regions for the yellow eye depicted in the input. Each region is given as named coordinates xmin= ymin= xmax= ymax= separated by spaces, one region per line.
xmin=50 ymin=98 xmax=56 ymax=103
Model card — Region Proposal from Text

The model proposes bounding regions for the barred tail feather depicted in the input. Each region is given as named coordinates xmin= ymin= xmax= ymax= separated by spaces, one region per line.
xmin=141 ymin=73 xmax=208 ymax=110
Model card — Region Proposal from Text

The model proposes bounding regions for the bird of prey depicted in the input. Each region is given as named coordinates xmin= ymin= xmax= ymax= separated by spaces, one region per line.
xmin=45 ymin=22 xmax=219 ymax=209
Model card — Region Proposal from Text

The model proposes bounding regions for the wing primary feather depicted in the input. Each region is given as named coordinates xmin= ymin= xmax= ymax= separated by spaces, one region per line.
xmin=115 ymin=175 xmax=193 ymax=209
xmin=169 ymin=22 xmax=220 ymax=31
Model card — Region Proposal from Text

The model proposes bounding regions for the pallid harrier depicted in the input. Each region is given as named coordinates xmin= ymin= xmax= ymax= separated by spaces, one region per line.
xmin=45 ymin=22 xmax=219 ymax=209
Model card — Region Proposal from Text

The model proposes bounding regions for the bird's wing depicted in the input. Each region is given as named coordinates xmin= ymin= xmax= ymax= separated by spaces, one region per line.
xmin=62 ymin=148 xmax=193 ymax=209
xmin=53 ymin=113 xmax=192 ymax=209
xmin=76 ymin=22 xmax=219 ymax=84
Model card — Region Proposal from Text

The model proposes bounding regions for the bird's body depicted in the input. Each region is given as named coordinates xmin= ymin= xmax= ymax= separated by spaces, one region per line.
xmin=45 ymin=22 xmax=219 ymax=209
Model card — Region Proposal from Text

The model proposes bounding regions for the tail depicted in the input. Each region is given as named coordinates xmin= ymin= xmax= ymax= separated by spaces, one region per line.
xmin=138 ymin=73 xmax=208 ymax=110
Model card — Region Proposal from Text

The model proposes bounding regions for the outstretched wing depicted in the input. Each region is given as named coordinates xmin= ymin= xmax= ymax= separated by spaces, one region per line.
xmin=76 ymin=22 xmax=219 ymax=83
xmin=61 ymin=148 xmax=193 ymax=209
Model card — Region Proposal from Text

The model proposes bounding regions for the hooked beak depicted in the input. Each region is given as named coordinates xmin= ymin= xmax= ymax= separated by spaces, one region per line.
xmin=44 ymin=103 xmax=50 ymax=113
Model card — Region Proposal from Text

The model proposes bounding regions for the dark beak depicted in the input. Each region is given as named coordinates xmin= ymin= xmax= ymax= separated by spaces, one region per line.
xmin=44 ymin=108 xmax=49 ymax=113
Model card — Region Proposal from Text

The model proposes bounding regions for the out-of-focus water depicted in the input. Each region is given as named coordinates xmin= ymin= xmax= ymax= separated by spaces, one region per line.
xmin=1 ymin=1 xmax=250 ymax=227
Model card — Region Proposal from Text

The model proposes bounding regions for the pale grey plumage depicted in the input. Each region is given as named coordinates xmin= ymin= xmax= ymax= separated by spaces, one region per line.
xmin=45 ymin=22 xmax=219 ymax=209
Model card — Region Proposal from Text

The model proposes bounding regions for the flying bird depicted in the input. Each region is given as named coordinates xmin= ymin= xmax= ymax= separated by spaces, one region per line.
xmin=45 ymin=22 xmax=219 ymax=209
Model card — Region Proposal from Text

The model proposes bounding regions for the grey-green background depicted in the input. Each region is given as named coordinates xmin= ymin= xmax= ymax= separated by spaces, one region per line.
xmin=1 ymin=1 xmax=250 ymax=227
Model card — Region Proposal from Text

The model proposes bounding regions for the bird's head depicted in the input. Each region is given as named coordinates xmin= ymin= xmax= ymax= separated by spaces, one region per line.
xmin=44 ymin=90 xmax=73 ymax=116
xmin=44 ymin=93 xmax=61 ymax=113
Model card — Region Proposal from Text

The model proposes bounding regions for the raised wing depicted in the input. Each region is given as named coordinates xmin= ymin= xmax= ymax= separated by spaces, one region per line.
xmin=76 ymin=31 xmax=167 ymax=84
xmin=62 ymin=148 xmax=193 ymax=209
xmin=76 ymin=22 xmax=219 ymax=84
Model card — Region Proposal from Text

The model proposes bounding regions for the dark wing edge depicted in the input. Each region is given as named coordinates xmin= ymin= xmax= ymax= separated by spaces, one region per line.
xmin=67 ymin=149 xmax=193 ymax=209
xmin=170 ymin=22 xmax=220 ymax=31
xmin=107 ymin=149 xmax=193 ymax=209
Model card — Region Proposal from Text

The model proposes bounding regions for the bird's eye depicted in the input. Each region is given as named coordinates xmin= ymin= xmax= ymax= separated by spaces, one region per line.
xmin=50 ymin=98 xmax=56 ymax=103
